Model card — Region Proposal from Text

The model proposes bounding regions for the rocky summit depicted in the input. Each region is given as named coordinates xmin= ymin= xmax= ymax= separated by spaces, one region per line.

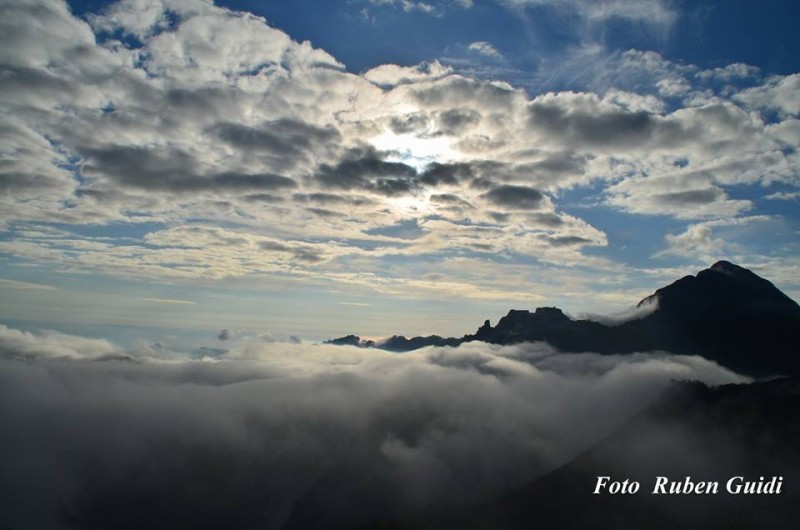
xmin=327 ymin=261 xmax=800 ymax=377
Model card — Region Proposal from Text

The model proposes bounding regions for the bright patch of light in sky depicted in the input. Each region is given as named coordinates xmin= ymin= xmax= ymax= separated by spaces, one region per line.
xmin=371 ymin=130 xmax=463 ymax=169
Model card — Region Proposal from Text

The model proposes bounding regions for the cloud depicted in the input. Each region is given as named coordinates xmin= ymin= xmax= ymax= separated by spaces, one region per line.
xmin=468 ymin=41 xmax=504 ymax=60
xmin=696 ymin=63 xmax=761 ymax=83
xmin=0 ymin=0 xmax=798 ymax=308
xmin=139 ymin=298 xmax=196 ymax=305
xmin=313 ymin=146 xmax=419 ymax=195
xmin=0 ymin=324 xmax=122 ymax=361
xmin=498 ymin=0 xmax=677 ymax=28
xmin=764 ymin=191 xmax=800 ymax=201
xmin=654 ymin=216 xmax=773 ymax=261
xmin=217 ymin=328 xmax=233 ymax=340
xmin=580 ymin=295 xmax=659 ymax=325
xmin=0 ymin=278 xmax=59 ymax=291
xmin=0 ymin=325 xmax=747 ymax=527
xmin=735 ymin=74 xmax=800 ymax=118
xmin=366 ymin=0 xmax=475 ymax=16
xmin=363 ymin=60 xmax=453 ymax=87
xmin=604 ymin=170 xmax=756 ymax=220
xmin=481 ymin=185 xmax=546 ymax=210
xmin=369 ymin=0 xmax=437 ymax=14
xmin=81 ymin=144 xmax=299 ymax=193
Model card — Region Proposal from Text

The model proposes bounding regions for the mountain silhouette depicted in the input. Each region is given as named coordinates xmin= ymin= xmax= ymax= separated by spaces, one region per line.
xmin=472 ymin=377 xmax=800 ymax=530
xmin=327 ymin=261 xmax=800 ymax=377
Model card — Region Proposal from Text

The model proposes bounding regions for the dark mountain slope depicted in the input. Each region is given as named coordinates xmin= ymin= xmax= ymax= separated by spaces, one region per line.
xmin=474 ymin=377 xmax=800 ymax=530
xmin=610 ymin=260 xmax=800 ymax=376
xmin=327 ymin=261 xmax=800 ymax=377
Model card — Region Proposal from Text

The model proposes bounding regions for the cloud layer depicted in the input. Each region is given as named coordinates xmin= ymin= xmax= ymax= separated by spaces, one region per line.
xmin=0 ymin=324 xmax=747 ymax=528
xmin=1 ymin=0 xmax=798 ymax=307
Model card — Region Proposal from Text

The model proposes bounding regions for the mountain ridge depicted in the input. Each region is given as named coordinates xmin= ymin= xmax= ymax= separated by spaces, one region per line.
xmin=469 ymin=376 xmax=800 ymax=530
xmin=326 ymin=261 xmax=800 ymax=377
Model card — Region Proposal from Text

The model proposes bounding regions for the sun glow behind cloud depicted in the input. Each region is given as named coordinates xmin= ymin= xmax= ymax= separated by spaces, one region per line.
xmin=370 ymin=130 xmax=464 ymax=169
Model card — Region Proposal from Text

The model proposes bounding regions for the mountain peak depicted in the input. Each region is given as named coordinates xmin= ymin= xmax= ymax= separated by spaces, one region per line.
xmin=326 ymin=260 xmax=799 ymax=376
xmin=709 ymin=260 xmax=740 ymax=273
xmin=649 ymin=261 xmax=799 ymax=319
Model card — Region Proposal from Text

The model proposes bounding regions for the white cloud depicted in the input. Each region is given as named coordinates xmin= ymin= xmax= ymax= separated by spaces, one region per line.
xmin=696 ymin=63 xmax=761 ymax=83
xmin=0 ymin=324 xmax=122 ymax=360
xmin=363 ymin=60 xmax=453 ymax=87
xmin=368 ymin=0 xmax=437 ymax=14
xmin=0 ymin=279 xmax=59 ymax=291
xmin=655 ymin=216 xmax=773 ymax=261
xmin=1 ymin=0 xmax=798 ymax=307
xmin=0 ymin=325 xmax=747 ymax=526
xmin=764 ymin=191 xmax=800 ymax=201
xmin=468 ymin=41 xmax=504 ymax=60
xmin=139 ymin=297 xmax=197 ymax=305
xmin=735 ymin=73 xmax=800 ymax=118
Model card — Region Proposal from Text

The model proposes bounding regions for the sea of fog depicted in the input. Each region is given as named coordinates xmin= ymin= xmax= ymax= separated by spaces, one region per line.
xmin=0 ymin=324 xmax=747 ymax=529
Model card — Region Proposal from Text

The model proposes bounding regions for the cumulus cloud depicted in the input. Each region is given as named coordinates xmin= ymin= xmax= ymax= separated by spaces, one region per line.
xmin=0 ymin=0 xmax=798 ymax=305
xmin=654 ymin=216 xmax=773 ymax=261
xmin=364 ymin=60 xmax=453 ymax=87
xmin=0 ymin=325 xmax=747 ymax=528
xmin=735 ymin=74 xmax=800 ymax=118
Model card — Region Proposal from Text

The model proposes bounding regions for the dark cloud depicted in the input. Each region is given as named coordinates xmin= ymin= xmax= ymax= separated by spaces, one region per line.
xmin=259 ymin=240 xmax=326 ymax=263
xmin=210 ymin=119 xmax=340 ymax=169
xmin=540 ymin=234 xmax=594 ymax=247
xmin=527 ymin=212 xmax=565 ymax=227
xmin=0 ymin=168 xmax=68 ymax=194
xmin=430 ymin=193 xmax=473 ymax=207
xmin=81 ymin=145 xmax=297 ymax=193
xmin=212 ymin=172 xmax=298 ymax=191
xmin=434 ymin=108 xmax=481 ymax=135
xmin=242 ymin=193 xmax=285 ymax=203
xmin=307 ymin=207 xmax=346 ymax=218
xmin=291 ymin=248 xmax=326 ymax=263
xmin=481 ymin=185 xmax=545 ymax=210
xmin=218 ymin=329 xmax=233 ymax=341
xmin=527 ymin=98 xmax=684 ymax=149
xmin=655 ymin=187 xmax=725 ymax=205
xmin=389 ymin=112 xmax=430 ymax=134
xmin=293 ymin=192 xmax=374 ymax=207
xmin=419 ymin=162 xmax=475 ymax=186
xmin=489 ymin=211 xmax=511 ymax=222
xmin=0 ymin=65 xmax=76 ymax=105
xmin=516 ymin=152 xmax=589 ymax=185
xmin=371 ymin=177 xmax=417 ymax=196
xmin=164 ymin=87 xmax=233 ymax=114
xmin=259 ymin=240 xmax=291 ymax=252
xmin=314 ymin=147 xmax=418 ymax=196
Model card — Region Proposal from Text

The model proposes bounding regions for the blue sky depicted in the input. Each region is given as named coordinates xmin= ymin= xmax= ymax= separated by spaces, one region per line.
xmin=1 ymin=0 xmax=799 ymax=347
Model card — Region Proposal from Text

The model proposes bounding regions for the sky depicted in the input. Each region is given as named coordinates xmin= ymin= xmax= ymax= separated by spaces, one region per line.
xmin=1 ymin=0 xmax=799 ymax=347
